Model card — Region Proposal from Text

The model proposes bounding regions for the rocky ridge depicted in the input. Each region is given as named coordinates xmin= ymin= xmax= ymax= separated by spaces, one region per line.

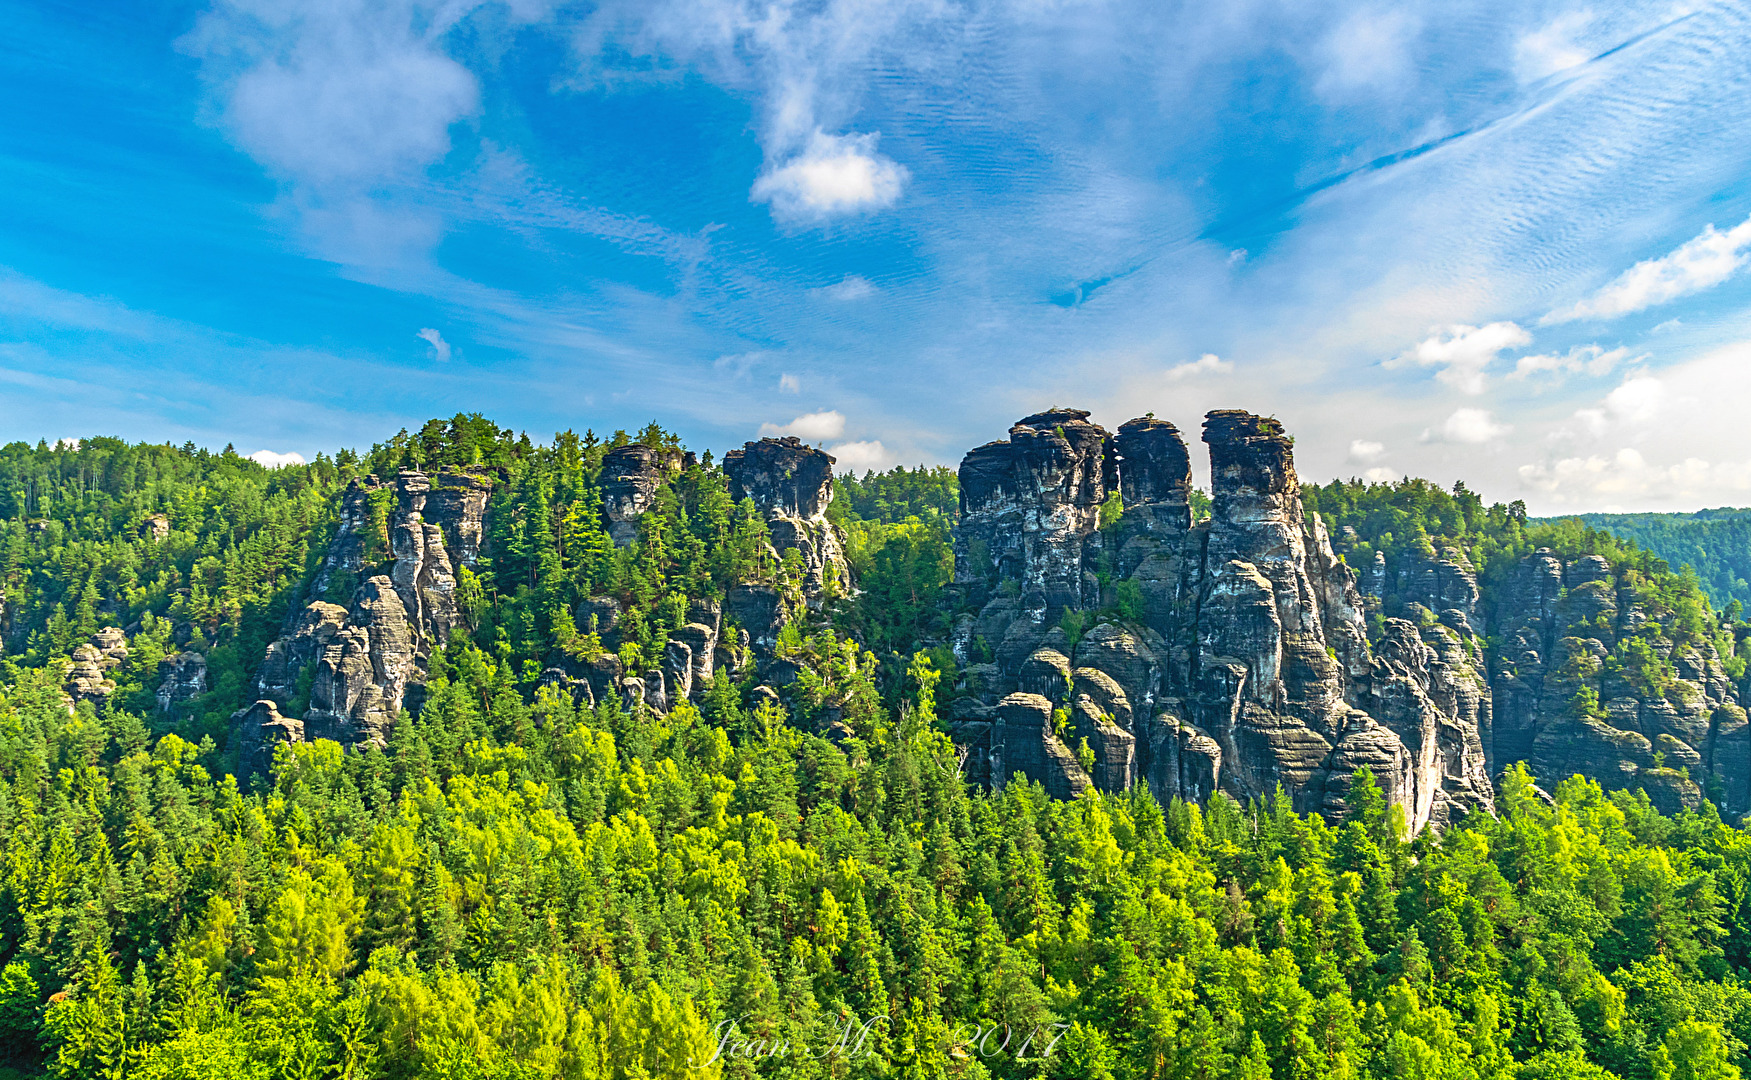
xmin=232 ymin=468 xmax=492 ymax=772
xmin=233 ymin=438 xmax=854 ymax=772
xmin=1350 ymin=537 xmax=1749 ymax=816
xmin=947 ymin=409 xmax=1497 ymax=832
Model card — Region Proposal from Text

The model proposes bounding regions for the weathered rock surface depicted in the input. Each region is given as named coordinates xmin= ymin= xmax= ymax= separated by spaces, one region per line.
xmin=237 ymin=468 xmax=494 ymax=770
xmin=600 ymin=444 xmax=691 ymax=547
xmin=1477 ymin=546 xmax=1743 ymax=815
xmin=723 ymin=437 xmax=851 ymax=598
xmin=948 ymin=408 xmax=1495 ymax=833
xmin=235 ymin=700 xmax=304 ymax=776
xmin=993 ymin=692 xmax=1091 ymax=799
xmin=156 ymin=651 xmax=207 ymax=715
xmin=956 ymin=409 xmax=1113 ymax=618
xmin=63 ymin=627 xmax=128 ymax=708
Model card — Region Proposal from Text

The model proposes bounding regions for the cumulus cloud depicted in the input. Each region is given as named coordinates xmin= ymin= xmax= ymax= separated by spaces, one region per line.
xmin=1165 ymin=353 xmax=1232 ymax=380
xmin=779 ymin=373 xmax=801 ymax=393
xmin=752 ymin=131 xmax=908 ymax=221
xmin=827 ymin=440 xmax=890 ymax=472
xmin=1389 ymin=322 xmax=1531 ymax=394
xmin=1510 ymin=344 xmax=1629 ymax=380
xmin=759 ymin=410 xmax=846 ymax=441
xmin=1543 ymin=214 xmax=1751 ymax=323
xmin=573 ymin=0 xmax=928 ymax=225
xmin=815 ymin=274 xmax=876 ymax=300
xmin=1363 ymin=467 xmax=1402 ymax=483
xmin=416 ymin=327 xmax=451 ymax=361
xmin=1426 ymin=408 xmax=1510 ymax=444
xmin=1566 ymin=374 xmax=1667 ymax=439
xmin=1348 ymin=439 xmax=1385 ymax=462
xmin=249 ymin=449 xmax=308 ymax=468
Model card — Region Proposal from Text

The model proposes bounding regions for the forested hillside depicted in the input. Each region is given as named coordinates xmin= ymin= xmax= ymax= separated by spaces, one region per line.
xmin=4 ymin=421 xmax=1751 ymax=1079
xmin=1563 ymin=510 xmax=1751 ymax=615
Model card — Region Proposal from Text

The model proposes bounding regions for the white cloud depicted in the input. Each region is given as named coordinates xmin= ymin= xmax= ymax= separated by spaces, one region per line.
xmin=816 ymin=274 xmax=876 ymax=300
xmin=752 ymin=131 xmax=908 ymax=221
xmin=1165 ymin=353 xmax=1232 ymax=380
xmin=828 ymin=439 xmax=890 ymax=472
xmin=416 ymin=327 xmax=451 ymax=362
xmin=249 ymin=449 xmax=308 ymax=469
xmin=184 ymin=1 xmax=483 ymax=189
xmin=1603 ymin=374 xmax=1665 ymax=424
xmin=54 ymin=438 xmax=82 ymax=451
xmin=1315 ymin=9 xmax=1419 ymax=97
xmin=760 ymin=410 xmax=847 ymax=442
xmin=1363 ymin=466 xmax=1401 ymax=483
xmin=1510 ymin=343 xmax=1629 ymax=380
xmin=1348 ymin=439 xmax=1385 ymax=462
xmin=779 ymin=373 xmax=801 ymax=393
xmin=1427 ymin=408 xmax=1510 ymax=444
xmin=1513 ymin=11 xmax=1595 ymax=83
xmin=1543 ymin=214 xmax=1751 ymax=323
xmin=1388 ymin=322 xmax=1531 ymax=394
xmin=1518 ymin=448 xmax=1751 ymax=505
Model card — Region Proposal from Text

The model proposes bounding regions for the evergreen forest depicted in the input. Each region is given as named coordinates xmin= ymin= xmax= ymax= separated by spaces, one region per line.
xmin=5 ymin=423 xmax=1751 ymax=1080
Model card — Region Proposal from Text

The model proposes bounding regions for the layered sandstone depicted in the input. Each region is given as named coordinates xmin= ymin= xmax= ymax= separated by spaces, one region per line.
xmin=948 ymin=408 xmax=1496 ymax=832
xmin=235 ymin=468 xmax=492 ymax=771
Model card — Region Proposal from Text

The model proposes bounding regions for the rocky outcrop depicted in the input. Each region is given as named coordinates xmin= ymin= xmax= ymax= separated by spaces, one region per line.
xmin=1484 ymin=548 xmax=1741 ymax=815
xmin=156 ymin=651 xmax=207 ymax=715
xmin=236 ymin=468 xmax=493 ymax=768
xmin=956 ymin=409 xmax=1113 ymax=618
xmin=946 ymin=409 xmax=1495 ymax=833
xmin=723 ymin=437 xmax=851 ymax=598
xmin=992 ymin=692 xmax=1091 ymax=799
xmin=64 ymin=627 xmax=128 ymax=708
xmin=234 ymin=700 xmax=304 ymax=776
xmin=600 ymin=445 xmax=692 ymax=547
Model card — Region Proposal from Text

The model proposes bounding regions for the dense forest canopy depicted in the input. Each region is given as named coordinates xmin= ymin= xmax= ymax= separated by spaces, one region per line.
xmin=3 ymin=422 xmax=1751 ymax=1079
xmin=1560 ymin=510 xmax=1751 ymax=615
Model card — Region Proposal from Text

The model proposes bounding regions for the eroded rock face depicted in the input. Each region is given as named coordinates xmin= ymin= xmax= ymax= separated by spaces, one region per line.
xmin=946 ymin=408 xmax=1495 ymax=834
xmin=600 ymin=445 xmax=691 ymax=547
xmin=64 ymin=627 xmax=128 ymax=708
xmin=235 ymin=700 xmax=304 ymax=776
xmin=1485 ymin=548 xmax=1738 ymax=815
xmin=723 ymin=437 xmax=851 ymax=598
xmin=237 ymin=468 xmax=494 ymax=770
xmin=993 ymin=692 xmax=1091 ymax=799
xmin=956 ymin=409 xmax=1113 ymax=618
xmin=156 ymin=652 xmax=207 ymax=715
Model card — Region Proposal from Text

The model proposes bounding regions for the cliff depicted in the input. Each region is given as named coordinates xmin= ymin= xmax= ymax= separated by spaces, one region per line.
xmin=947 ymin=408 xmax=1496 ymax=832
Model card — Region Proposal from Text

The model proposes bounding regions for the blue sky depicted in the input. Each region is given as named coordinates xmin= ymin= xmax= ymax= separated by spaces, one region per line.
xmin=6 ymin=0 xmax=1751 ymax=512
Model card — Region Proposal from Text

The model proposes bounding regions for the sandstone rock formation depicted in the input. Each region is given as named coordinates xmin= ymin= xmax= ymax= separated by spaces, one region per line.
xmin=956 ymin=409 xmax=1113 ymax=618
xmin=600 ymin=444 xmax=692 ymax=547
xmin=235 ymin=468 xmax=492 ymax=771
xmin=1485 ymin=548 xmax=1736 ymax=814
xmin=723 ymin=437 xmax=851 ymax=599
xmin=156 ymin=651 xmax=207 ymax=715
xmin=64 ymin=627 xmax=128 ymax=708
xmin=947 ymin=409 xmax=1496 ymax=832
